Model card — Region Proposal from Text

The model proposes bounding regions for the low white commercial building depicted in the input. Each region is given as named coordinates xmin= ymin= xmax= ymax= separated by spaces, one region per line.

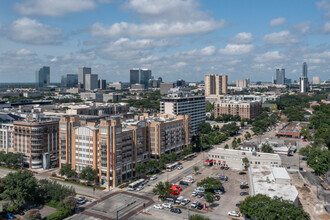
xmin=249 ymin=166 xmax=299 ymax=205
xmin=207 ymin=148 xmax=281 ymax=170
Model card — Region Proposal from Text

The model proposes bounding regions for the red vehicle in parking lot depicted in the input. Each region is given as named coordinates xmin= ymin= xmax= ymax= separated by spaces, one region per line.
xmin=170 ymin=185 xmax=182 ymax=195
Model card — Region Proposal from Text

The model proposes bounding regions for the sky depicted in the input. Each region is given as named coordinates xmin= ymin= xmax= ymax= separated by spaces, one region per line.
xmin=0 ymin=0 xmax=329 ymax=83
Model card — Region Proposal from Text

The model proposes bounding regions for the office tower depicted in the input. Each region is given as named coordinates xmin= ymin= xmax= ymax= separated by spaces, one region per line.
xmin=160 ymin=82 xmax=175 ymax=94
xmin=177 ymin=79 xmax=186 ymax=87
xmin=236 ymin=79 xmax=249 ymax=88
xmin=204 ymin=74 xmax=228 ymax=96
xmin=98 ymin=79 xmax=107 ymax=90
xmin=276 ymin=68 xmax=285 ymax=85
xmin=61 ymin=74 xmax=78 ymax=88
xmin=85 ymin=74 xmax=98 ymax=90
xmin=303 ymin=62 xmax=308 ymax=77
xmin=160 ymin=89 xmax=205 ymax=135
xmin=214 ymin=100 xmax=262 ymax=119
xmin=130 ymin=68 xmax=152 ymax=88
xmin=300 ymin=62 xmax=308 ymax=93
xmin=78 ymin=67 xmax=91 ymax=88
xmin=313 ymin=76 xmax=320 ymax=84
xmin=284 ymin=78 xmax=292 ymax=84
xmin=35 ymin=66 xmax=50 ymax=88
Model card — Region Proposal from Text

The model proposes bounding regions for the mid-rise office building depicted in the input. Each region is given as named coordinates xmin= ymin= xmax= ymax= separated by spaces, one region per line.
xmin=36 ymin=66 xmax=50 ymax=88
xmin=204 ymin=74 xmax=227 ymax=96
xmin=61 ymin=74 xmax=78 ymax=88
xmin=85 ymin=74 xmax=98 ymax=90
xmin=98 ymin=79 xmax=107 ymax=90
xmin=176 ymin=79 xmax=186 ymax=87
xmin=78 ymin=67 xmax=91 ymax=89
xmin=130 ymin=68 xmax=152 ymax=88
xmin=160 ymin=82 xmax=175 ymax=94
xmin=276 ymin=68 xmax=285 ymax=85
xmin=59 ymin=113 xmax=190 ymax=188
xmin=214 ymin=100 xmax=262 ymax=119
xmin=160 ymin=89 xmax=205 ymax=135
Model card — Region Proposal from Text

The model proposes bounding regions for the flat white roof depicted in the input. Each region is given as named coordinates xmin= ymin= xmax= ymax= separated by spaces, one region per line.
xmin=272 ymin=167 xmax=290 ymax=180
xmin=250 ymin=166 xmax=298 ymax=202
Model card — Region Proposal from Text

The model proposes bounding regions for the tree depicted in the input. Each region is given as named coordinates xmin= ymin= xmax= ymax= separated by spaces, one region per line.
xmin=242 ymin=157 xmax=249 ymax=169
xmin=79 ymin=166 xmax=97 ymax=182
xmin=152 ymin=181 xmax=172 ymax=200
xmin=237 ymin=138 xmax=241 ymax=144
xmin=245 ymin=132 xmax=251 ymax=139
xmin=220 ymin=122 xmax=239 ymax=136
xmin=239 ymin=194 xmax=310 ymax=220
xmin=189 ymin=214 xmax=210 ymax=220
xmin=232 ymin=139 xmax=237 ymax=149
xmin=38 ymin=179 xmax=75 ymax=202
xmin=198 ymin=122 xmax=212 ymax=134
xmin=135 ymin=162 xmax=147 ymax=177
xmin=58 ymin=196 xmax=76 ymax=212
xmin=261 ymin=143 xmax=274 ymax=153
xmin=59 ymin=164 xmax=76 ymax=178
xmin=197 ymin=177 xmax=222 ymax=192
xmin=193 ymin=166 xmax=199 ymax=173
xmin=146 ymin=160 xmax=159 ymax=173
xmin=24 ymin=209 xmax=41 ymax=220
xmin=170 ymin=152 xmax=178 ymax=162
xmin=224 ymin=144 xmax=229 ymax=149
xmin=1 ymin=170 xmax=38 ymax=205
xmin=205 ymin=192 xmax=214 ymax=204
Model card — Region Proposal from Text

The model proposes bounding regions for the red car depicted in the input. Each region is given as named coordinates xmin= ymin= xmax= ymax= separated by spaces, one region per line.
xmin=170 ymin=185 xmax=182 ymax=195
xmin=302 ymin=139 xmax=307 ymax=142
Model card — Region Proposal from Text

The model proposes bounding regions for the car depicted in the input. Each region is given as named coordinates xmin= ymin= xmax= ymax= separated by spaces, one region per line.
xmin=214 ymin=190 xmax=223 ymax=195
xmin=179 ymin=181 xmax=189 ymax=185
xmin=196 ymin=187 xmax=205 ymax=193
xmin=170 ymin=207 xmax=182 ymax=214
xmin=165 ymin=197 xmax=176 ymax=204
xmin=136 ymin=185 xmax=144 ymax=191
xmin=214 ymin=195 xmax=220 ymax=201
xmin=191 ymin=191 xmax=197 ymax=197
xmin=75 ymin=196 xmax=88 ymax=205
xmin=175 ymin=196 xmax=184 ymax=204
xmin=239 ymin=171 xmax=246 ymax=175
xmin=150 ymin=175 xmax=157 ymax=180
xmin=153 ymin=204 xmax=163 ymax=209
xmin=190 ymin=201 xmax=199 ymax=208
xmin=197 ymin=193 xmax=204 ymax=198
xmin=228 ymin=211 xmax=240 ymax=217
xmin=219 ymin=175 xmax=228 ymax=181
xmin=177 ymin=165 xmax=183 ymax=170
xmin=240 ymin=192 xmax=249 ymax=196
xmin=236 ymin=203 xmax=242 ymax=207
xmin=162 ymin=203 xmax=173 ymax=209
xmin=181 ymin=198 xmax=190 ymax=206
xmin=302 ymin=139 xmax=307 ymax=142
xmin=196 ymin=203 xmax=203 ymax=210
xmin=301 ymin=156 xmax=308 ymax=161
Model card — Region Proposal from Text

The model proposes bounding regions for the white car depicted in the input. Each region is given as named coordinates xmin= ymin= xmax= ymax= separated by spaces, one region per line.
xmin=196 ymin=187 xmax=205 ymax=193
xmin=177 ymin=165 xmax=183 ymax=170
xmin=150 ymin=175 xmax=157 ymax=180
xmin=180 ymin=199 xmax=190 ymax=206
xmin=136 ymin=185 xmax=143 ymax=191
xmin=162 ymin=203 xmax=173 ymax=209
xmin=191 ymin=191 xmax=197 ymax=197
xmin=228 ymin=211 xmax=240 ymax=217
xmin=153 ymin=204 xmax=163 ymax=209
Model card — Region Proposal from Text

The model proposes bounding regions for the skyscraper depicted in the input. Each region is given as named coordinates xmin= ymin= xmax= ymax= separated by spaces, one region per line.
xmin=204 ymin=74 xmax=227 ymax=96
xmin=85 ymin=74 xmax=98 ymax=90
xmin=130 ymin=68 xmax=152 ymax=88
xmin=61 ymin=74 xmax=78 ymax=88
xmin=300 ymin=62 xmax=308 ymax=93
xmin=78 ymin=67 xmax=91 ymax=88
xmin=98 ymin=79 xmax=107 ymax=90
xmin=303 ymin=62 xmax=308 ymax=77
xmin=276 ymin=68 xmax=285 ymax=85
xmin=35 ymin=66 xmax=50 ymax=88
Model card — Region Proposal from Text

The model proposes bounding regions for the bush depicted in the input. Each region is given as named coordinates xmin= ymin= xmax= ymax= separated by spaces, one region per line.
xmin=51 ymin=172 xmax=56 ymax=177
xmin=58 ymin=196 xmax=76 ymax=211
xmin=24 ymin=209 xmax=41 ymax=220
xmin=45 ymin=208 xmax=71 ymax=220
xmin=3 ymin=203 xmax=20 ymax=214
xmin=45 ymin=200 xmax=59 ymax=208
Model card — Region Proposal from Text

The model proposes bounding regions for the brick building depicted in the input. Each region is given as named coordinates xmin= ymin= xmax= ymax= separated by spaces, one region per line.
xmin=214 ymin=100 xmax=262 ymax=119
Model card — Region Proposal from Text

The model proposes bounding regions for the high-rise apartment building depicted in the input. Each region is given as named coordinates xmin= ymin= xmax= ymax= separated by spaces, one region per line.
xmin=160 ymin=89 xmax=205 ymax=135
xmin=35 ymin=66 xmax=50 ymax=88
xmin=61 ymin=74 xmax=78 ymax=88
xmin=130 ymin=68 xmax=152 ymax=88
xmin=276 ymin=68 xmax=285 ymax=85
xmin=204 ymin=74 xmax=227 ymax=96
xmin=313 ymin=76 xmax=320 ymax=84
xmin=214 ymin=100 xmax=262 ymax=119
xmin=59 ymin=114 xmax=190 ymax=188
xmin=236 ymin=79 xmax=249 ymax=88
xmin=78 ymin=67 xmax=91 ymax=89
xmin=85 ymin=74 xmax=98 ymax=90
xmin=300 ymin=62 xmax=308 ymax=93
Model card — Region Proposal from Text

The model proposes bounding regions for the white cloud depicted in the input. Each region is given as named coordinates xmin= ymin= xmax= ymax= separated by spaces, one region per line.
xmin=316 ymin=0 xmax=330 ymax=18
xmin=254 ymin=51 xmax=284 ymax=62
xmin=264 ymin=30 xmax=299 ymax=44
xmin=14 ymin=0 xmax=97 ymax=17
xmin=3 ymin=49 xmax=36 ymax=60
xmin=90 ymin=20 xmax=227 ymax=38
xmin=229 ymin=32 xmax=253 ymax=44
xmin=321 ymin=21 xmax=330 ymax=33
xmin=219 ymin=44 xmax=254 ymax=55
xmin=103 ymin=38 xmax=174 ymax=52
xmin=175 ymin=46 xmax=216 ymax=58
xmin=270 ymin=17 xmax=286 ymax=27
xmin=139 ymin=56 xmax=159 ymax=63
xmin=6 ymin=17 xmax=61 ymax=45
xmin=293 ymin=21 xmax=311 ymax=34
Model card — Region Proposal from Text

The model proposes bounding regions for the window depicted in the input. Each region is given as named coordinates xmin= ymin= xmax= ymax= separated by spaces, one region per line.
xmin=100 ymin=128 xmax=107 ymax=135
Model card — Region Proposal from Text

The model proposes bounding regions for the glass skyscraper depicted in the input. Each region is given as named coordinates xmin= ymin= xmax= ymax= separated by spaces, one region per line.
xmin=35 ymin=66 xmax=50 ymax=88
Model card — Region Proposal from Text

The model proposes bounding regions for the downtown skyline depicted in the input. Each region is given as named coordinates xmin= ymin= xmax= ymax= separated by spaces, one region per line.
xmin=0 ymin=0 xmax=330 ymax=83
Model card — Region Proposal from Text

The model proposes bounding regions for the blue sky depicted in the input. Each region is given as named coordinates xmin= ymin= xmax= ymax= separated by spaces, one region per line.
xmin=0 ymin=0 xmax=329 ymax=83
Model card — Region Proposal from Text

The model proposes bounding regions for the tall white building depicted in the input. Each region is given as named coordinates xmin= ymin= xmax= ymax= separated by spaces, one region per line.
xmin=160 ymin=89 xmax=205 ymax=135
xmin=300 ymin=62 xmax=308 ymax=93
xmin=85 ymin=74 xmax=98 ymax=91
xmin=78 ymin=67 xmax=91 ymax=88
xmin=236 ymin=79 xmax=249 ymax=88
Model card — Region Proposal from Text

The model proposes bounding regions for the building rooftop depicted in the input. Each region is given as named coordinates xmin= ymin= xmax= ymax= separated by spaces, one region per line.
xmin=250 ymin=166 xmax=298 ymax=203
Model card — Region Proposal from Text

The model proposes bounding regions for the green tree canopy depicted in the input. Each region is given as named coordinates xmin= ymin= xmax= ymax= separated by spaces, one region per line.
xmin=38 ymin=179 xmax=75 ymax=202
xmin=59 ymin=164 xmax=76 ymax=178
xmin=198 ymin=122 xmax=212 ymax=134
xmin=197 ymin=177 xmax=222 ymax=192
xmin=220 ymin=122 xmax=239 ymax=136
xmin=261 ymin=143 xmax=274 ymax=153
xmin=79 ymin=166 xmax=97 ymax=182
xmin=189 ymin=214 xmax=210 ymax=220
xmin=239 ymin=194 xmax=310 ymax=220
xmin=152 ymin=181 xmax=172 ymax=200
xmin=1 ymin=170 xmax=38 ymax=205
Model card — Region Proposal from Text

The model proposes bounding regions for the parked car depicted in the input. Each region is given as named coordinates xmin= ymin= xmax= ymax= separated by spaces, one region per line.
xmin=136 ymin=185 xmax=144 ymax=191
xmin=196 ymin=203 xmax=203 ymax=210
xmin=228 ymin=211 xmax=240 ymax=217
xmin=214 ymin=195 xmax=220 ymax=201
xmin=75 ymin=196 xmax=88 ymax=205
xmin=177 ymin=165 xmax=183 ymax=170
xmin=196 ymin=187 xmax=205 ymax=193
xmin=150 ymin=175 xmax=157 ymax=180
xmin=180 ymin=181 xmax=189 ymax=186
xmin=239 ymin=171 xmax=246 ymax=175
xmin=181 ymin=199 xmax=190 ymax=206
xmin=240 ymin=192 xmax=249 ymax=196
xmin=214 ymin=189 xmax=223 ymax=195
xmin=219 ymin=175 xmax=228 ymax=181
xmin=302 ymin=156 xmax=308 ymax=161
xmin=175 ymin=196 xmax=184 ymax=204
xmin=165 ymin=197 xmax=176 ymax=204
xmin=197 ymin=193 xmax=204 ymax=198
xmin=191 ymin=191 xmax=197 ymax=197
xmin=191 ymin=201 xmax=199 ymax=208
xmin=170 ymin=207 xmax=182 ymax=214
xmin=236 ymin=203 xmax=242 ymax=207
xmin=240 ymin=185 xmax=249 ymax=189
xmin=153 ymin=204 xmax=163 ymax=209
xmin=162 ymin=203 xmax=173 ymax=209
